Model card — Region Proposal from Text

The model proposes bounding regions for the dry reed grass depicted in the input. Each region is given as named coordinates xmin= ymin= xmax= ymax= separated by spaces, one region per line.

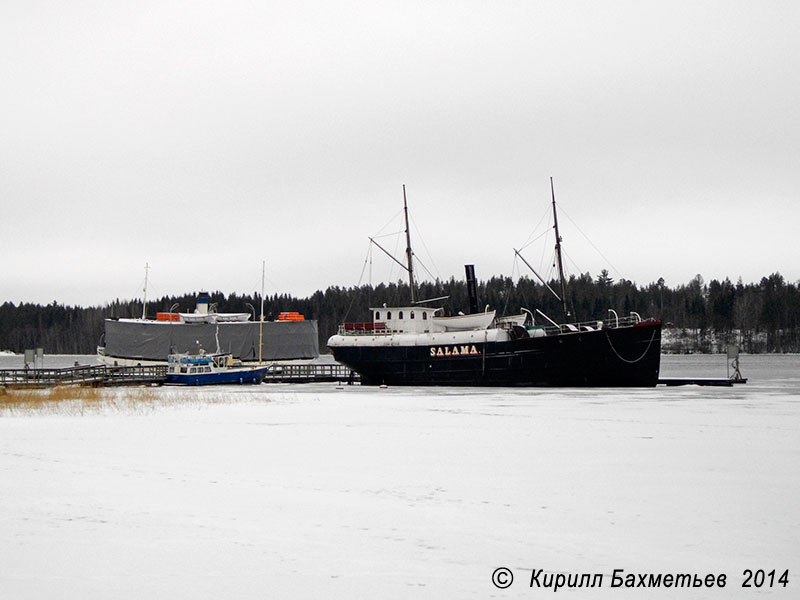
xmin=0 ymin=384 xmax=269 ymax=415
xmin=1 ymin=385 xmax=167 ymax=415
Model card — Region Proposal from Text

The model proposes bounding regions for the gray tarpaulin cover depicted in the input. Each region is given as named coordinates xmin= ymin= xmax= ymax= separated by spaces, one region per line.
xmin=103 ymin=319 xmax=319 ymax=361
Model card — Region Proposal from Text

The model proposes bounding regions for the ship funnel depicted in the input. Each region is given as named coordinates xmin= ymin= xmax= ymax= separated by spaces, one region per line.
xmin=465 ymin=265 xmax=479 ymax=314
xmin=196 ymin=291 xmax=210 ymax=315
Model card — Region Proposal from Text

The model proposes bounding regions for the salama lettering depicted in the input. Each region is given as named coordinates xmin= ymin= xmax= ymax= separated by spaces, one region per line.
xmin=429 ymin=345 xmax=480 ymax=357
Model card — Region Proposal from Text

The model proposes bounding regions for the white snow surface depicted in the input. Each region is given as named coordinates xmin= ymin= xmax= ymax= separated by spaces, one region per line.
xmin=1 ymin=355 xmax=798 ymax=598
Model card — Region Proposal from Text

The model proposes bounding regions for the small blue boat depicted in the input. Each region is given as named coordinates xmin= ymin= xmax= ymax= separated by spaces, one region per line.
xmin=166 ymin=351 xmax=272 ymax=386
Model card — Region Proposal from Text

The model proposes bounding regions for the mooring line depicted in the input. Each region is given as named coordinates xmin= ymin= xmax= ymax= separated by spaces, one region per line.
xmin=605 ymin=329 xmax=657 ymax=364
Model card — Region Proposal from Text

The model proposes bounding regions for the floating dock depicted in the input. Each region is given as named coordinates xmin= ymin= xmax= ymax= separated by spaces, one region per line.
xmin=263 ymin=363 xmax=359 ymax=384
xmin=658 ymin=377 xmax=748 ymax=387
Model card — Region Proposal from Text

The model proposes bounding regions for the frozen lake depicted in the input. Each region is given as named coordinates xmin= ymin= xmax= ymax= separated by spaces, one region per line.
xmin=1 ymin=354 xmax=798 ymax=598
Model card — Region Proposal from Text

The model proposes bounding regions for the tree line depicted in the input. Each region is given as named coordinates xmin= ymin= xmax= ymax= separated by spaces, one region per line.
xmin=1 ymin=271 xmax=798 ymax=354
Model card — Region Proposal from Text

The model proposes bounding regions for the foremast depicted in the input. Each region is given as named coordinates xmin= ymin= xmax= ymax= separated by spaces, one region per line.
xmin=368 ymin=185 xmax=418 ymax=305
xmin=550 ymin=177 xmax=570 ymax=322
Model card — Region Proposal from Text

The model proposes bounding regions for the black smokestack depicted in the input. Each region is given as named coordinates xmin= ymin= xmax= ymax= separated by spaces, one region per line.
xmin=465 ymin=264 xmax=478 ymax=314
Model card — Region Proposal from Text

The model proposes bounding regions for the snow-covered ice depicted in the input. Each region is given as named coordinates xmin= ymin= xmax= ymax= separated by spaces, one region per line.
xmin=1 ymin=355 xmax=798 ymax=598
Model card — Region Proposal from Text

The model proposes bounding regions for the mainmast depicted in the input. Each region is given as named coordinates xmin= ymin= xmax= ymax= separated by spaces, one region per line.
xmin=403 ymin=184 xmax=416 ymax=303
xmin=550 ymin=178 xmax=569 ymax=322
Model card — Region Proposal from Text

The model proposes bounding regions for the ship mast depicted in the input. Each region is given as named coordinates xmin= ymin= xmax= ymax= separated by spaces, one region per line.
xmin=259 ymin=260 xmax=265 ymax=364
xmin=367 ymin=185 xmax=417 ymax=304
xmin=550 ymin=178 xmax=569 ymax=322
xmin=403 ymin=184 xmax=416 ymax=304
xmin=142 ymin=262 xmax=149 ymax=320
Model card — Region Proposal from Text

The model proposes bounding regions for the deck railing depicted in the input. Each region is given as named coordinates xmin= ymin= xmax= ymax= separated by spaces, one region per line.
xmin=337 ymin=313 xmax=651 ymax=337
xmin=512 ymin=314 xmax=649 ymax=337
xmin=338 ymin=322 xmax=391 ymax=336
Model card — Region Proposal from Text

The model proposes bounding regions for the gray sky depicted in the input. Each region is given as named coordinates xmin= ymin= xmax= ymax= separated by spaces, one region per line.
xmin=2 ymin=1 xmax=798 ymax=307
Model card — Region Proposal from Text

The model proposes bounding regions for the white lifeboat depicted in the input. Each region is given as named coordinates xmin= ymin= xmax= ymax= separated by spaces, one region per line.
xmin=432 ymin=310 xmax=495 ymax=331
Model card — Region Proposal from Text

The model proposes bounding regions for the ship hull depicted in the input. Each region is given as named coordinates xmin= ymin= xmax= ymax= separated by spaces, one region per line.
xmin=330 ymin=321 xmax=661 ymax=387
xmin=166 ymin=365 xmax=271 ymax=386
xmin=99 ymin=319 xmax=319 ymax=364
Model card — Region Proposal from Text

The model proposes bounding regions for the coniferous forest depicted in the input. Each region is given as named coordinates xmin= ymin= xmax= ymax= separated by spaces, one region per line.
xmin=1 ymin=272 xmax=798 ymax=355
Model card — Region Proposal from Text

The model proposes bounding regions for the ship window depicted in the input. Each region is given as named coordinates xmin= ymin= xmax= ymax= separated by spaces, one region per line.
xmin=180 ymin=367 xmax=188 ymax=373
xmin=387 ymin=311 xmax=392 ymax=319
xmin=399 ymin=311 xmax=404 ymax=319
xmin=375 ymin=311 xmax=380 ymax=320
xmin=410 ymin=311 xmax=415 ymax=319
xmin=423 ymin=312 xmax=428 ymax=320
xmin=205 ymin=366 xmax=212 ymax=373
xmin=190 ymin=367 xmax=197 ymax=374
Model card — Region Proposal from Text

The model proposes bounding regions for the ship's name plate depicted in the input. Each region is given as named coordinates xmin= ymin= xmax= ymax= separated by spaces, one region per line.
xmin=430 ymin=344 xmax=480 ymax=357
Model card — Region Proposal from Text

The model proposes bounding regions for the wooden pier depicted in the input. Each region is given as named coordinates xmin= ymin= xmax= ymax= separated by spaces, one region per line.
xmin=0 ymin=363 xmax=358 ymax=388
xmin=0 ymin=365 xmax=168 ymax=388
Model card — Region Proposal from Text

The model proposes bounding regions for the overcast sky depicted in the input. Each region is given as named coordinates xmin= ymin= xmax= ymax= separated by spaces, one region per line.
xmin=2 ymin=1 xmax=798 ymax=307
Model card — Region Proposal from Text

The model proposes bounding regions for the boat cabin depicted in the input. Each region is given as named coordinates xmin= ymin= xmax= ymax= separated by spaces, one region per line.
xmin=167 ymin=352 xmax=235 ymax=374
xmin=339 ymin=305 xmax=501 ymax=336
xmin=371 ymin=306 xmax=440 ymax=334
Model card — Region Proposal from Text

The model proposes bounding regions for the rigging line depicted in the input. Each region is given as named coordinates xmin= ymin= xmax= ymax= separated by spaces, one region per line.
xmin=558 ymin=204 xmax=625 ymax=280
xmin=131 ymin=273 xmax=148 ymax=308
xmin=541 ymin=238 xmax=552 ymax=280
xmin=551 ymin=250 xmax=577 ymax=321
xmin=250 ymin=272 xmax=281 ymax=296
xmin=511 ymin=253 xmax=520 ymax=283
xmin=342 ymin=243 xmax=374 ymax=322
xmin=513 ymin=255 xmax=533 ymax=318
xmin=368 ymin=244 xmax=373 ymax=307
xmin=386 ymin=228 xmax=403 ymax=283
xmin=354 ymin=243 xmax=373 ymax=287
xmin=265 ymin=276 xmax=281 ymax=293
xmin=408 ymin=213 xmax=440 ymax=281
xmin=372 ymin=230 xmax=404 ymax=240
xmin=413 ymin=254 xmax=437 ymax=283
xmin=560 ymin=248 xmax=583 ymax=279
xmin=375 ymin=201 xmax=416 ymax=285
xmin=515 ymin=249 xmax=562 ymax=302
xmin=512 ymin=256 xmax=531 ymax=314
xmin=517 ymin=228 xmax=552 ymax=253
xmin=373 ymin=208 xmax=405 ymax=237
xmin=515 ymin=233 xmax=555 ymax=284
xmin=521 ymin=204 xmax=552 ymax=247
xmin=543 ymin=249 xmax=556 ymax=284
xmin=370 ymin=236 xmax=409 ymax=273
